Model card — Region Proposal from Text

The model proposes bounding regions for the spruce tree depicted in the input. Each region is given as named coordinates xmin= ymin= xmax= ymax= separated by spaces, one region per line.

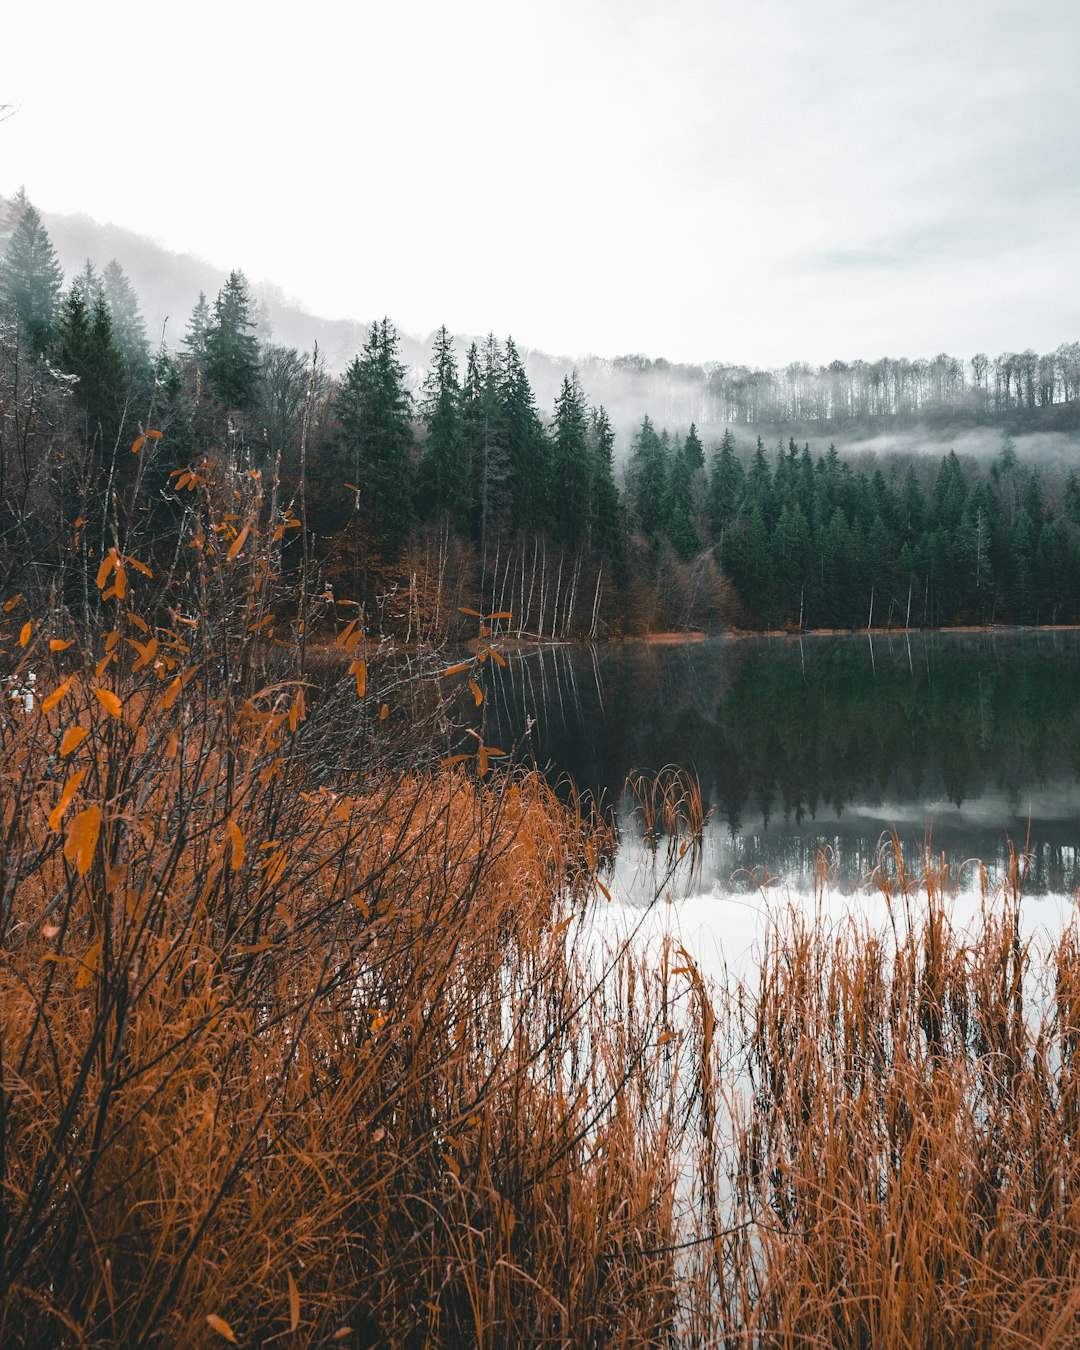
xmin=683 ymin=422 xmax=704 ymax=472
xmin=501 ymin=337 xmax=550 ymax=532
xmin=707 ymin=430 xmax=743 ymax=538
xmin=550 ymin=373 xmax=591 ymax=549
xmin=204 ymin=271 xmax=260 ymax=407
xmin=417 ymin=325 xmax=469 ymax=530
xmin=587 ymin=405 xmax=624 ymax=567
xmin=463 ymin=337 xmax=511 ymax=566
xmin=627 ymin=415 xmax=668 ymax=537
xmin=184 ymin=291 xmax=211 ymax=364
xmin=335 ymin=318 xmax=415 ymax=555
xmin=663 ymin=446 xmax=700 ymax=557
xmin=102 ymin=259 xmax=150 ymax=376
xmin=0 ymin=200 xmax=63 ymax=353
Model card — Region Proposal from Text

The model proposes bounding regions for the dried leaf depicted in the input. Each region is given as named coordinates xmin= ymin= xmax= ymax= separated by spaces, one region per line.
xmin=288 ymin=687 xmax=306 ymax=732
xmin=288 ymin=1271 xmax=300 ymax=1333
xmin=442 ymin=662 xmax=470 ymax=678
xmin=75 ymin=937 xmax=103 ymax=989
xmin=59 ymin=726 xmax=88 ymax=757
xmin=163 ymin=676 xmax=182 ymax=709
xmin=350 ymin=657 xmax=366 ymax=699
xmin=206 ymin=1314 xmax=238 ymax=1344
xmin=50 ymin=637 xmax=73 ymax=652
xmin=41 ymin=675 xmax=74 ymax=713
xmin=64 ymin=804 xmax=101 ymax=875
xmin=3 ymin=594 xmax=21 ymax=611
xmin=226 ymin=524 xmax=250 ymax=562
xmin=379 ymin=704 xmax=389 ymax=721
xmin=227 ymin=820 xmax=245 ymax=872
xmin=131 ymin=435 xmax=146 ymax=455
xmin=48 ymin=769 xmax=86 ymax=830
xmin=468 ymin=679 xmax=483 ymax=707
xmin=94 ymin=688 xmax=123 ymax=719
xmin=18 ymin=620 xmax=31 ymax=648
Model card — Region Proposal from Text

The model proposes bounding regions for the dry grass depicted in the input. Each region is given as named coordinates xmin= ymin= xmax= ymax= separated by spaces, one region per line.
xmin=2 ymin=461 xmax=1080 ymax=1346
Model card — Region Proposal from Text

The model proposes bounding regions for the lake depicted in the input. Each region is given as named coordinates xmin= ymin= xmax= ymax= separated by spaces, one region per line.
xmin=483 ymin=632 xmax=1080 ymax=923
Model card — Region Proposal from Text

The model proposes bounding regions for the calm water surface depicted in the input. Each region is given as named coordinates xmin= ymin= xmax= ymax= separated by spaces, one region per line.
xmin=484 ymin=632 xmax=1080 ymax=912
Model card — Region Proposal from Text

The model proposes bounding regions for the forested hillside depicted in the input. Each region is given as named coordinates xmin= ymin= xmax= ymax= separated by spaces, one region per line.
xmin=2 ymin=188 xmax=1079 ymax=634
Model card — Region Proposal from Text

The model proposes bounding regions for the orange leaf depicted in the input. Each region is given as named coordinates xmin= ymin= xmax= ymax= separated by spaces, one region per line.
xmin=75 ymin=937 xmax=103 ymax=989
xmin=226 ymin=524 xmax=250 ymax=562
xmin=18 ymin=621 xmax=31 ymax=648
xmin=3 ymin=594 xmax=21 ymax=611
xmin=206 ymin=1314 xmax=237 ymax=1344
xmin=163 ymin=676 xmax=182 ymax=709
xmin=379 ymin=704 xmax=389 ymax=721
xmin=288 ymin=687 xmax=306 ymax=732
xmin=64 ymin=804 xmax=101 ymax=875
xmin=41 ymin=675 xmax=74 ymax=713
xmin=350 ymin=657 xmax=366 ymax=699
xmin=94 ymin=688 xmax=123 ymax=719
xmin=96 ymin=552 xmax=116 ymax=590
xmin=458 ymin=607 xmax=482 ymax=617
xmin=59 ymin=726 xmax=88 ymax=757
xmin=48 ymin=769 xmax=86 ymax=830
xmin=127 ymin=612 xmax=149 ymax=633
xmin=288 ymin=1272 xmax=300 ymax=1333
xmin=484 ymin=645 xmax=508 ymax=668
xmin=146 ymin=428 xmax=163 ymax=439
xmin=442 ymin=662 xmax=470 ymax=678
xmin=468 ymin=680 xmax=483 ymax=707
xmin=227 ymin=820 xmax=245 ymax=872
xmin=50 ymin=638 xmax=74 ymax=652
xmin=486 ymin=611 xmax=513 ymax=621
xmin=131 ymin=435 xmax=146 ymax=455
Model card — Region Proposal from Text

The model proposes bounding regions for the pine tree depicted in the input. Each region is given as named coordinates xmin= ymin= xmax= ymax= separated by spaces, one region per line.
xmin=551 ymin=374 xmax=591 ymax=549
xmin=73 ymin=258 xmax=103 ymax=308
xmin=500 ymin=337 xmax=550 ymax=533
xmin=0 ymin=200 xmax=63 ymax=353
xmin=57 ymin=286 xmax=128 ymax=447
xmin=335 ymin=317 xmax=415 ymax=555
xmin=627 ymin=415 xmax=668 ymax=537
xmin=707 ymin=429 xmax=743 ymax=538
xmin=102 ymin=259 xmax=150 ymax=376
xmin=184 ymin=291 xmax=211 ymax=364
xmin=463 ymin=337 xmax=511 ymax=566
xmin=417 ymin=325 xmax=469 ymax=529
xmin=587 ymin=405 xmax=624 ymax=567
xmin=663 ymin=446 xmax=700 ymax=557
xmin=204 ymin=271 xmax=260 ymax=407
xmin=683 ymin=422 xmax=704 ymax=472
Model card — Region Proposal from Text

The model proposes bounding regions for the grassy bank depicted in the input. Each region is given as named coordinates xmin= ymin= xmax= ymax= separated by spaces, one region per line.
xmin=2 ymin=475 xmax=1079 ymax=1346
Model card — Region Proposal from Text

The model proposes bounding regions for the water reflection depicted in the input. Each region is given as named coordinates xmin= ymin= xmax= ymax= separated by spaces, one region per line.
xmin=484 ymin=632 xmax=1080 ymax=895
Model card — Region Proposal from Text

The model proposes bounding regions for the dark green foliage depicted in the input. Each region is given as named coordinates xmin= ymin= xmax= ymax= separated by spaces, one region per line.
xmin=663 ymin=444 xmax=699 ymax=558
xmin=683 ymin=422 xmax=704 ymax=471
xmin=102 ymin=259 xmax=151 ymax=377
xmin=184 ymin=291 xmax=210 ymax=364
xmin=500 ymin=338 xmax=551 ymax=535
xmin=1 ymin=201 xmax=63 ymax=353
xmin=335 ymin=317 xmax=415 ymax=555
xmin=204 ymin=271 xmax=260 ymax=408
xmin=417 ymin=325 xmax=470 ymax=530
xmin=551 ymin=374 xmax=590 ymax=549
xmin=587 ymin=406 xmax=624 ymax=568
xmin=627 ymin=415 xmax=668 ymax=537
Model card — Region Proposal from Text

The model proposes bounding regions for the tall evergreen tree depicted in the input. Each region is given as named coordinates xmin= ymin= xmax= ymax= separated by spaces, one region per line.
xmin=587 ymin=405 xmax=624 ymax=567
xmin=663 ymin=445 xmax=700 ymax=557
xmin=707 ymin=429 xmax=743 ymax=538
xmin=417 ymin=325 xmax=469 ymax=529
xmin=204 ymin=271 xmax=260 ymax=407
xmin=627 ymin=415 xmax=668 ymax=537
xmin=0 ymin=200 xmax=63 ymax=353
xmin=683 ymin=422 xmax=704 ymax=472
xmin=500 ymin=337 xmax=550 ymax=533
xmin=550 ymin=373 xmax=591 ymax=549
xmin=463 ymin=336 xmax=511 ymax=567
xmin=102 ymin=259 xmax=150 ymax=376
xmin=335 ymin=317 xmax=415 ymax=555
xmin=184 ymin=291 xmax=211 ymax=364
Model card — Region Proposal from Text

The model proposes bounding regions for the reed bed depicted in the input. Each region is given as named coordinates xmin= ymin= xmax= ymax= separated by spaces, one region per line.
xmin=1 ymin=463 xmax=1079 ymax=1345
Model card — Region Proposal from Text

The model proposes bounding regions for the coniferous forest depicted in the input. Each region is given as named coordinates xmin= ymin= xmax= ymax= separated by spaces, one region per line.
xmin=3 ymin=187 xmax=1080 ymax=635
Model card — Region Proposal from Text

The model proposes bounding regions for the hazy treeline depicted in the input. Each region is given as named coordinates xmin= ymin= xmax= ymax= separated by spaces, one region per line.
xmin=2 ymin=187 xmax=1079 ymax=634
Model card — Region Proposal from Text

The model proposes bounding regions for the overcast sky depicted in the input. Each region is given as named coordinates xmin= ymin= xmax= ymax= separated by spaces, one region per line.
xmin=3 ymin=0 xmax=1077 ymax=367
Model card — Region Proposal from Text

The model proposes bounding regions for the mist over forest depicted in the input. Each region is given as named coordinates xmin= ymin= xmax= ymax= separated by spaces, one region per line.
xmin=3 ymin=185 xmax=1080 ymax=637
xmin=21 ymin=193 xmax=1079 ymax=467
